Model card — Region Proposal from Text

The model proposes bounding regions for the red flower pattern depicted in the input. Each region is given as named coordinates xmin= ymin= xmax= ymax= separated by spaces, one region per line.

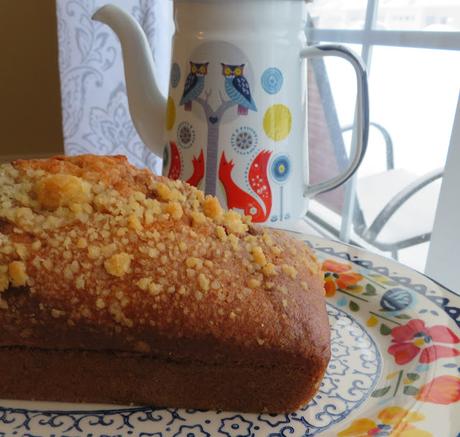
xmin=416 ymin=375 xmax=460 ymax=405
xmin=322 ymin=260 xmax=364 ymax=297
xmin=388 ymin=319 xmax=460 ymax=365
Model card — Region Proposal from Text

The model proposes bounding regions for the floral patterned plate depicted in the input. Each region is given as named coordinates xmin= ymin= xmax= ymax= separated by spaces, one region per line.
xmin=1 ymin=233 xmax=459 ymax=437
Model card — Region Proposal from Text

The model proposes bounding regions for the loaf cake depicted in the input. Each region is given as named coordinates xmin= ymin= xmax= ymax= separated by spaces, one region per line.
xmin=0 ymin=155 xmax=330 ymax=413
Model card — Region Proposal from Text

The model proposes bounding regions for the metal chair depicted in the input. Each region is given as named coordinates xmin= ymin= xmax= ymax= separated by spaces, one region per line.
xmin=306 ymin=57 xmax=443 ymax=260
xmin=341 ymin=123 xmax=443 ymax=259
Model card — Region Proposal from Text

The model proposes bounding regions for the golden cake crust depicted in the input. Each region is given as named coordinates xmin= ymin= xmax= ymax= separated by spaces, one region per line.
xmin=0 ymin=155 xmax=330 ymax=410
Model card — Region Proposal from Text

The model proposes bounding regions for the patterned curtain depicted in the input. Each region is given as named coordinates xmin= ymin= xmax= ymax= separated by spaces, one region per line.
xmin=56 ymin=0 xmax=173 ymax=174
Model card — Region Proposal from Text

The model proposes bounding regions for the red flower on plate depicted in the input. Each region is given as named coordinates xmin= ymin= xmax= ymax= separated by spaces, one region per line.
xmin=388 ymin=319 xmax=460 ymax=365
xmin=416 ymin=375 xmax=460 ymax=405
xmin=322 ymin=260 xmax=363 ymax=297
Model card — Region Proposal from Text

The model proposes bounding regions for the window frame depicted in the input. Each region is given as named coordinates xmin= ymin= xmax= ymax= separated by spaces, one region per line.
xmin=306 ymin=0 xmax=460 ymax=241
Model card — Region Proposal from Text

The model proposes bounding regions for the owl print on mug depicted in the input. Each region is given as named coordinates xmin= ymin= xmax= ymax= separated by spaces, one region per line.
xmin=180 ymin=62 xmax=209 ymax=111
xmin=221 ymin=63 xmax=257 ymax=116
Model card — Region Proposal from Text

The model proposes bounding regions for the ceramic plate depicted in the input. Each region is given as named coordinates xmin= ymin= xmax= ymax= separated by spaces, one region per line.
xmin=1 ymin=233 xmax=459 ymax=437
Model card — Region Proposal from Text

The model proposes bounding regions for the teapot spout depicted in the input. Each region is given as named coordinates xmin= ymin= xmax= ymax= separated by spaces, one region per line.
xmin=93 ymin=5 xmax=166 ymax=157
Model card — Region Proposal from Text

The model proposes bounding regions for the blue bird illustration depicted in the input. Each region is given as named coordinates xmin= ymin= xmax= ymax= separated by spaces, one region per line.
xmin=221 ymin=63 xmax=257 ymax=115
xmin=180 ymin=62 xmax=208 ymax=111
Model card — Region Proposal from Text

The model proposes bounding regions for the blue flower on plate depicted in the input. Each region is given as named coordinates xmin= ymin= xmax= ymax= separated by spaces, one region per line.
xmin=270 ymin=155 xmax=291 ymax=184
xmin=218 ymin=414 xmax=252 ymax=437
xmin=380 ymin=288 xmax=414 ymax=312
xmin=173 ymin=424 xmax=210 ymax=437
xmin=171 ymin=62 xmax=181 ymax=88
xmin=261 ymin=67 xmax=284 ymax=95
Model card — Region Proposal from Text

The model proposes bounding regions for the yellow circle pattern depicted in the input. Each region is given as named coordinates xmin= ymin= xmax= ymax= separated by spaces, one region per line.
xmin=166 ymin=96 xmax=176 ymax=131
xmin=263 ymin=104 xmax=292 ymax=142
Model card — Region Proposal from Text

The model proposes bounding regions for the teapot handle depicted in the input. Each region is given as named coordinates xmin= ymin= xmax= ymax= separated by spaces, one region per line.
xmin=300 ymin=44 xmax=369 ymax=198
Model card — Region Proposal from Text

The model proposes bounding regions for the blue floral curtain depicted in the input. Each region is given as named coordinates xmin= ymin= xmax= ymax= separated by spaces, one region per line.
xmin=56 ymin=0 xmax=173 ymax=174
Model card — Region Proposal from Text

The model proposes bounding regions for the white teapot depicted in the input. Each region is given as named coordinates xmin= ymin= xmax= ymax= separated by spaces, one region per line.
xmin=93 ymin=0 xmax=368 ymax=224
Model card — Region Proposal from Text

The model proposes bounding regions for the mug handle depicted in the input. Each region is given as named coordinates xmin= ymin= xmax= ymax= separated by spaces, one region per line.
xmin=300 ymin=44 xmax=370 ymax=198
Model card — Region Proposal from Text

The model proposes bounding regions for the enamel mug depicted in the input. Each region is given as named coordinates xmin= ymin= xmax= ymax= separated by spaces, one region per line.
xmin=93 ymin=0 xmax=369 ymax=224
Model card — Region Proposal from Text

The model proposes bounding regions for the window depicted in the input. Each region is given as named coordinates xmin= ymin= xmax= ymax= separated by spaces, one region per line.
xmin=305 ymin=0 xmax=460 ymax=271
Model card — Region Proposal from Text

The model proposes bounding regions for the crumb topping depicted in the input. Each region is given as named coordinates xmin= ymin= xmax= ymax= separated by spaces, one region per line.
xmin=251 ymin=246 xmax=267 ymax=267
xmin=262 ymin=263 xmax=276 ymax=276
xmin=202 ymin=196 xmax=223 ymax=219
xmin=8 ymin=261 xmax=28 ymax=287
xmin=0 ymin=155 xmax=322 ymax=349
xmin=104 ymin=252 xmax=132 ymax=277
xmin=282 ymin=264 xmax=298 ymax=279
xmin=0 ymin=265 xmax=9 ymax=292
xmin=34 ymin=174 xmax=91 ymax=210
xmin=198 ymin=273 xmax=210 ymax=291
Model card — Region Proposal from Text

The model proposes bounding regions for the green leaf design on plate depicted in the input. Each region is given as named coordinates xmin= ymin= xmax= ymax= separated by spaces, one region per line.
xmin=403 ymin=386 xmax=419 ymax=396
xmin=363 ymin=284 xmax=377 ymax=296
xmin=371 ymin=386 xmax=391 ymax=397
xmin=406 ymin=373 xmax=420 ymax=381
xmin=349 ymin=301 xmax=360 ymax=312
xmin=395 ymin=314 xmax=412 ymax=320
xmin=380 ymin=323 xmax=392 ymax=335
